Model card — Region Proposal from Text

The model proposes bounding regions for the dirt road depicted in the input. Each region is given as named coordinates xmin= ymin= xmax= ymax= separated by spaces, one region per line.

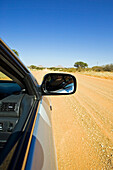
xmin=32 ymin=70 xmax=113 ymax=170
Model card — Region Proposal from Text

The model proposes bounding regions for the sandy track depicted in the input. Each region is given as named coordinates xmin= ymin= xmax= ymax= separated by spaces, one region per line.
xmin=32 ymin=70 xmax=113 ymax=170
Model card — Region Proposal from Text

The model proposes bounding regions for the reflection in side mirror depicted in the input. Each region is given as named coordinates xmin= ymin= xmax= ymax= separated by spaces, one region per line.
xmin=41 ymin=73 xmax=77 ymax=95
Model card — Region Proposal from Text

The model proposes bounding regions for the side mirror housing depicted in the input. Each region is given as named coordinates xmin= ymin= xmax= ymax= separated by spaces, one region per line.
xmin=41 ymin=73 xmax=77 ymax=95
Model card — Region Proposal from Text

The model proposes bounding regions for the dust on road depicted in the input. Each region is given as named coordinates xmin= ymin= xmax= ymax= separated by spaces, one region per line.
xmin=32 ymin=70 xmax=113 ymax=170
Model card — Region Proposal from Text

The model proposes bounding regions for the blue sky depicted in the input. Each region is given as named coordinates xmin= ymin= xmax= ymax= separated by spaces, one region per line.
xmin=0 ymin=0 xmax=113 ymax=67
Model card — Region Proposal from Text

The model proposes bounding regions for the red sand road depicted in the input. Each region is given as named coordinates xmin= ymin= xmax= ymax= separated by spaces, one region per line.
xmin=32 ymin=70 xmax=113 ymax=170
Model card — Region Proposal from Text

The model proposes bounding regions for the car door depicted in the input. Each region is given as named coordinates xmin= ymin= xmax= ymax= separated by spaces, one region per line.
xmin=0 ymin=39 xmax=77 ymax=170
xmin=0 ymin=39 xmax=57 ymax=170
xmin=25 ymin=97 xmax=57 ymax=170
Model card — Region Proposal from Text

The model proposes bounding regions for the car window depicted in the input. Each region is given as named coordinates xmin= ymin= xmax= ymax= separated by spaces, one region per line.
xmin=0 ymin=71 xmax=22 ymax=100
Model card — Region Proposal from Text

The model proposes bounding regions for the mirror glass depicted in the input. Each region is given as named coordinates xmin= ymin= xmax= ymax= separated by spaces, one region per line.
xmin=42 ymin=73 xmax=76 ymax=95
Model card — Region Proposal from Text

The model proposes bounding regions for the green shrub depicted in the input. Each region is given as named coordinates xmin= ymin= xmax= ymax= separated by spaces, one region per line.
xmin=92 ymin=66 xmax=103 ymax=72
xmin=28 ymin=65 xmax=45 ymax=70
xmin=103 ymin=64 xmax=113 ymax=72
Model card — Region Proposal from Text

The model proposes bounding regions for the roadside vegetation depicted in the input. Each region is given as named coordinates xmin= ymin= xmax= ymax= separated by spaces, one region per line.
xmin=48 ymin=63 xmax=113 ymax=80
xmin=48 ymin=67 xmax=77 ymax=72
xmin=27 ymin=63 xmax=113 ymax=79
xmin=79 ymin=71 xmax=113 ymax=79
xmin=28 ymin=65 xmax=45 ymax=70
xmin=1 ymin=61 xmax=113 ymax=79
xmin=92 ymin=64 xmax=113 ymax=72
xmin=12 ymin=49 xmax=19 ymax=57
xmin=0 ymin=72 xmax=11 ymax=80
xmin=48 ymin=63 xmax=113 ymax=72
xmin=0 ymin=72 xmax=7 ymax=79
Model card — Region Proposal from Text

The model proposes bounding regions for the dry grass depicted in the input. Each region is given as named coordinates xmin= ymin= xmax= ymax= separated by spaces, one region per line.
xmin=0 ymin=72 xmax=11 ymax=80
xmin=79 ymin=71 xmax=113 ymax=80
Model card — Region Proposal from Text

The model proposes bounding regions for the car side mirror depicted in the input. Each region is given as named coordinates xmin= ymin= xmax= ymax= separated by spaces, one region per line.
xmin=41 ymin=73 xmax=77 ymax=95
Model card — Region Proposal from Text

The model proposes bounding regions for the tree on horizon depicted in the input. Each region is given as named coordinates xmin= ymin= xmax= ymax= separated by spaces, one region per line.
xmin=12 ymin=49 xmax=19 ymax=57
xmin=74 ymin=61 xmax=88 ymax=68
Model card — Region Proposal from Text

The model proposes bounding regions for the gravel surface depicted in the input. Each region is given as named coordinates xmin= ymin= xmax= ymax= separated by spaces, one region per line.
xmin=32 ymin=70 xmax=113 ymax=170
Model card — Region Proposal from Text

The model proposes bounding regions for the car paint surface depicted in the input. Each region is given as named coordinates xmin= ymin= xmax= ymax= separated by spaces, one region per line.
xmin=26 ymin=97 xmax=57 ymax=170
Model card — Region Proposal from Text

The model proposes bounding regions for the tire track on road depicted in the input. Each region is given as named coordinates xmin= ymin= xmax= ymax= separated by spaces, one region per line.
xmin=66 ymin=95 xmax=113 ymax=169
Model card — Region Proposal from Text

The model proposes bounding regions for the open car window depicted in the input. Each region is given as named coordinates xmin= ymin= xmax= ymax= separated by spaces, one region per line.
xmin=0 ymin=71 xmax=34 ymax=168
xmin=0 ymin=39 xmax=38 ymax=169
